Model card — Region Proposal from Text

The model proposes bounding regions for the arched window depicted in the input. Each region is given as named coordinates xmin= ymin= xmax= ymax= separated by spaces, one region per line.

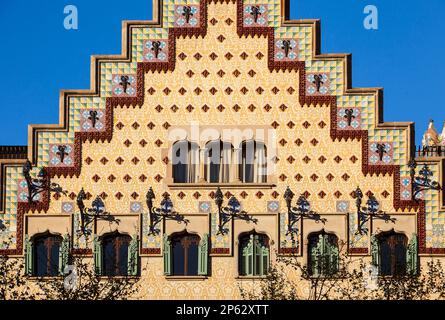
xmin=172 ymin=233 xmax=200 ymax=276
xmin=33 ymin=233 xmax=63 ymax=277
xmin=101 ymin=233 xmax=132 ymax=276
xmin=239 ymin=233 xmax=269 ymax=276
xmin=239 ymin=141 xmax=267 ymax=183
xmin=205 ymin=140 xmax=233 ymax=183
xmin=308 ymin=231 xmax=339 ymax=276
xmin=376 ymin=231 xmax=408 ymax=276
xmin=172 ymin=140 xmax=199 ymax=183
xmin=163 ymin=232 xmax=209 ymax=276
xmin=93 ymin=233 xmax=139 ymax=276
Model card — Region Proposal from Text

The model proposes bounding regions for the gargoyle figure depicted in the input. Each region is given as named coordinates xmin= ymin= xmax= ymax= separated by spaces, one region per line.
xmin=182 ymin=6 xmax=194 ymax=24
xmin=88 ymin=110 xmax=99 ymax=128
xmin=151 ymin=41 xmax=163 ymax=59
xmin=250 ymin=5 xmax=262 ymax=23
xmin=312 ymin=74 xmax=324 ymax=92
xmin=56 ymin=145 xmax=69 ymax=164
xmin=344 ymin=108 xmax=355 ymax=126
xmin=281 ymin=40 xmax=292 ymax=58
xmin=119 ymin=75 xmax=131 ymax=93
xmin=375 ymin=143 xmax=387 ymax=161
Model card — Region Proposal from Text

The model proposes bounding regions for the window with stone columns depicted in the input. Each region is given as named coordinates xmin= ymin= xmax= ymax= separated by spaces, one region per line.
xmin=239 ymin=140 xmax=267 ymax=183
xmin=172 ymin=140 xmax=199 ymax=183
xmin=204 ymin=140 xmax=233 ymax=183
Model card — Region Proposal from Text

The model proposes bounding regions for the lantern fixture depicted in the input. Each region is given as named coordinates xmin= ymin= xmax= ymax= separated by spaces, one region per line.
xmin=22 ymin=160 xmax=66 ymax=203
xmin=354 ymin=186 xmax=395 ymax=235
xmin=146 ymin=187 xmax=189 ymax=236
xmin=76 ymin=189 xmax=119 ymax=236
xmin=0 ymin=219 xmax=6 ymax=232
xmin=214 ymin=187 xmax=257 ymax=235
xmin=283 ymin=186 xmax=326 ymax=236
xmin=408 ymin=159 xmax=440 ymax=200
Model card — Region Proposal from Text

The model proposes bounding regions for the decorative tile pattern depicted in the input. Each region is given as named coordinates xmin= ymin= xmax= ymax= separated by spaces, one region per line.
xmin=243 ymin=5 xmax=268 ymax=27
xmin=62 ymin=202 xmax=74 ymax=214
xmin=112 ymin=74 xmax=137 ymax=97
xmin=130 ymin=202 xmax=143 ymax=213
xmin=337 ymin=108 xmax=361 ymax=130
xmin=141 ymin=212 xmax=162 ymax=253
xmin=274 ymin=39 xmax=299 ymax=61
xmin=267 ymin=201 xmax=279 ymax=213
xmin=49 ymin=144 xmax=74 ymax=167
xmin=306 ymin=73 xmax=330 ymax=95
xmin=279 ymin=212 xmax=299 ymax=253
xmin=210 ymin=212 xmax=231 ymax=254
xmin=369 ymin=142 xmax=393 ymax=165
xmin=336 ymin=200 xmax=350 ymax=213
xmin=199 ymin=201 xmax=211 ymax=213
xmin=174 ymin=5 xmax=200 ymax=27
xmin=348 ymin=212 xmax=369 ymax=249
xmin=80 ymin=109 xmax=105 ymax=132
xmin=0 ymin=0 xmax=444 ymax=299
xmin=143 ymin=40 xmax=169 ymax=62
xmin=400 ymin=176 xmax=412 ymax=201
xmin=72 ymin=213 xmax=90 ymax=250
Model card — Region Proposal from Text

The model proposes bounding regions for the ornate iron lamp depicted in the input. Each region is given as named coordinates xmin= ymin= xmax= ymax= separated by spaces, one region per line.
xmin=0 ymin=219 xmax=6 ymax=232
xmin=214 ymin=187 xmax=257 ymax=235
xmin=22 ymin=160 xmax=66 ymax=203
xmin=408 ymin=159 xmax=440 ymax=200
xmin=283 ymin=186 xmax=326 ymax=236
xmin=354 ymin=187 xmax=395 ymax=235
xmin=146 ymin=187 xmax=189 ymax=235
xmin=76 ymin=189 xmax=118 ymax=236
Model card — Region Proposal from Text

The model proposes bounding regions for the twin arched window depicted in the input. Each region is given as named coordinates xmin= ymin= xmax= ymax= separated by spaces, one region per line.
xmin=239 ymin=233 xmax=270 ymax=277
xmin=24 ymin=232 xmax=70 ymax=277
xmin=172 ymin=140 xmax=267 ymax=183
xmin=94 ymin=232 xmax=139 ymax=276
xmin=33 ymin=234 xmax=63 ymax=277
xmin=308 ymin=232 xmax=339 ymax=276
xmin=163 ymin=232 xmax=209 ymax=276
xmin=371 ymin=231 xmax=419 ymax=276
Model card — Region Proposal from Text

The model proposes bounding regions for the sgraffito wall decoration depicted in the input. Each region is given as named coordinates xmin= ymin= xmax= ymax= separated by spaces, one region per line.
xmin=0 ymin=0 xmax=444 ymax=298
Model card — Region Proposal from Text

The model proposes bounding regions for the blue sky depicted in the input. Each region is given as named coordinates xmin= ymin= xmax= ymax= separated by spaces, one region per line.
xmin=0 ymin=0 xmax=443 ymax=145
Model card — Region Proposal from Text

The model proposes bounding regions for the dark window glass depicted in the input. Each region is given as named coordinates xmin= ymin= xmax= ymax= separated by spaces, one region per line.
xmin=239 ymin=141 xmax=267 ymax=183
xmin=102 ymin=234 xmax=131 ymax=276
xmin=205 ymin=141 xmax=232 ymax=183
xmin=34 ymin=235 xmax=62 ymax=276
xmin=172 ymin=141 xmax=198 ymax=183
xmin=173 ymin=141 xmax=189 ymax=183
xmin=379 ymin=233 xmax=407 ymax=276
xmin=171 ymin=234 xmax=200 ymax=276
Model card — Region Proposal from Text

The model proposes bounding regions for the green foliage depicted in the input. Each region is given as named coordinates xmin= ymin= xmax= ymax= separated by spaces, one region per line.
xmin=238 ymin=241 xmax=445 ymax=300
xmin=37 ymin=255 xmax=141 ymax=300
xmin=0 ymin=237 xmax=36 ymax=300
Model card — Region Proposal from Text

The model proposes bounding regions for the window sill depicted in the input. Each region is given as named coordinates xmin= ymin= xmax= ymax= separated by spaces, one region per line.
xmin=165 ymin=275 xmax=208 ymax=281
xmin=27 ymin=276 xmax=63 ymax=281
xmin=236 ymin=276 xmax=267 ymax=280
xmin=167 ymin=183 xmax=276 ymax=190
